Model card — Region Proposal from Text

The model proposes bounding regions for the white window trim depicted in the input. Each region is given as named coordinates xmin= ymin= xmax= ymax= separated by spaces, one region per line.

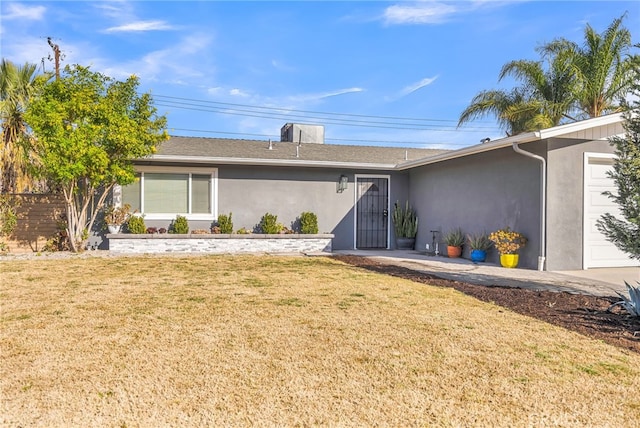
xmin=123 ymin=165 xmax=218 ymax=221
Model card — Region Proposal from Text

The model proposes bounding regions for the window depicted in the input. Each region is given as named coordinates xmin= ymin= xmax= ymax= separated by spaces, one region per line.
xmin=121 ymin=167 xmax=217 ymax=220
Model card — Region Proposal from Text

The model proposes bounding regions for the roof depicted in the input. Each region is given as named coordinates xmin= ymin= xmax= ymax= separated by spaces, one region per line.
xmin=397 ymin=113 xmax=624 ymax=170
xmin=148 ymin=136 xmax=448 ymax=170
xmin=143 ymin=113 xmax=624 ymax=171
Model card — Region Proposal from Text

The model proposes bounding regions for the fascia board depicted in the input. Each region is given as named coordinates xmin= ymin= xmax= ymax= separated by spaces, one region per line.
xmin=145 ymin=155 xmax=398 ymax=170
xmin=538 ymin=113 xmax=623 ymax=139
xmin=396 ymin=131 xmax=540 ymax=170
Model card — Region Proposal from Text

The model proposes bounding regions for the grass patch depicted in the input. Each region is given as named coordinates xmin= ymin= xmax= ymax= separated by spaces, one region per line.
xmin=1 ymin=254 xmax=639 ymax=426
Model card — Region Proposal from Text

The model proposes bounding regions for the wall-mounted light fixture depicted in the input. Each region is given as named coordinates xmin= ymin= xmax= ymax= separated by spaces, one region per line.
xmin=337 ymin=174 xmax=348 ymax=193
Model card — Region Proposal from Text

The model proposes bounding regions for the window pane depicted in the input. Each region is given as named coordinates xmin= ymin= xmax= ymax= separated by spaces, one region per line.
xmin=191 ymin=174 xmax=211 ymax=214
xmin=145 ymin=173 xmax=188 ymax=213
xmin=121 ymin=174 xmax=141 ymax=212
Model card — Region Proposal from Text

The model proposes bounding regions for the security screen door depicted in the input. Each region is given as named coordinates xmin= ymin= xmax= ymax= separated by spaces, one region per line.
xmin=356 ymin=177 xmax=389 ymax=249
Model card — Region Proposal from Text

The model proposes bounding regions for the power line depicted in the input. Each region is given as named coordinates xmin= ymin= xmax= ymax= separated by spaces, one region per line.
xmin=152 ymin=94 xmax=498 ymax=132
xmin=155 ymin=101 xmax=491 ymax=132
xmin=154 ymin=93 xmax=494 ymax=125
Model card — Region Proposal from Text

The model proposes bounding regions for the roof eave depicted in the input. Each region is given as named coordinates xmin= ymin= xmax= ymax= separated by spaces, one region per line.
xmin=397 ymin=131 xmax=540 ymax=170
xmin=143 ymin=155 xmax=399 ymax=170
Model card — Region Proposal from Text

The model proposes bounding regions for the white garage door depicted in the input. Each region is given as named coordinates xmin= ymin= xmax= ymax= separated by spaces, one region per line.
xmin=584 ymin=155 xmax=638 ymax=268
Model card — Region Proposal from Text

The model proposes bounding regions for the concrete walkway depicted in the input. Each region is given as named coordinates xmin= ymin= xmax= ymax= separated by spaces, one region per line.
xmin=334 ymin=250 xmax=639 ymax=298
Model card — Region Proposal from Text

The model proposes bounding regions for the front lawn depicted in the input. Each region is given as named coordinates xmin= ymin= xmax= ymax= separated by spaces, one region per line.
xmin=1 ymin=255 xmax=638 ymax=426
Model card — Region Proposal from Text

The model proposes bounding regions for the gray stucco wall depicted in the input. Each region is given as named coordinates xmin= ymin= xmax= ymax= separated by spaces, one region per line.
xmin=126 ymin=165 xmax=410 ymax=251
xmin=546 ymin=138 xmax=615 ymax=270
xmin=408 ymin=146 xmax=543 ymax=269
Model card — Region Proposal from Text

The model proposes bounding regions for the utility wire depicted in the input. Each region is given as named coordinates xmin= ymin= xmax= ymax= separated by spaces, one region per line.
xmin=155 ymin=101 xmax=489 ymax=132
xmin=152 ymin=94 xmax=497 ymax=132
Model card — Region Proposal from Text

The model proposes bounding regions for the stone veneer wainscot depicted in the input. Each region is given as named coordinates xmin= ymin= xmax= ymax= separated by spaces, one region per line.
xmin=107 ymin=233 xmax=334 ymax=254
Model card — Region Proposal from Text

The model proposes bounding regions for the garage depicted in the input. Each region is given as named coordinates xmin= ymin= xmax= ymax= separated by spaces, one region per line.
xmin=584 ymin=154 xmax=638 ymax=268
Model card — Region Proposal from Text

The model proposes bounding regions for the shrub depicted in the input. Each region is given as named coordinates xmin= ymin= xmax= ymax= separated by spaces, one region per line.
xmin=170 ymin=215 xmax=189 ymax=234
xmin=489 ymin=227 xmax=527 ymax=255
xmin=236 ymin=227 xmax=252 ymax=234
xmin=0 ymin=195 xmax=19 ymax=253
xmin=608 ymin=281 xmax=640 ymax=317
xmin=392 ymin=201 xmax=418 ymax=238
xmin=217 ymin=213 xmax=233 ymax=234
xmin=259 ymin=212 xmax=282 ymax=234
xmin=444 ymin=228 xmax=465 ymax=247
xmin=299 ymin=211 xmax=319 ymax=234
xmin=467 ymin=233 xmax=492 ymax=251
xmin=127 ymin=215 xmax=147 ymax=234
xmin=103 ymin=204 xmax=131 ymax=226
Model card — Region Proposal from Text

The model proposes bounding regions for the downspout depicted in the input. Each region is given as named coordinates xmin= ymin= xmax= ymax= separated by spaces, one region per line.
xmin=512 ymin=142 xmax=546 ymax=271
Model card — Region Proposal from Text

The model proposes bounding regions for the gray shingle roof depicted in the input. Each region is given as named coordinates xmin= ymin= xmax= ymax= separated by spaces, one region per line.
xmin=154 ymin=136 xmax=448 ymax=166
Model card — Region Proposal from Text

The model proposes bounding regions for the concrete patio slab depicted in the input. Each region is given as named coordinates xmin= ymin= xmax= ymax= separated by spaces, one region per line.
xmin=333 ymin=250 xmax=637 ymax=298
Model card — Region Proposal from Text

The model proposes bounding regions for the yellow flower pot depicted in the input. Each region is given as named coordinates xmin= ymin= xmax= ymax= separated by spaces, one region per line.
xmin=500 ymin=254 xmax=519 ymax=268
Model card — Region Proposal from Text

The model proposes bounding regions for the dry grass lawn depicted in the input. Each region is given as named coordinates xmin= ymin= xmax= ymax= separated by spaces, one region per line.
xmin=1 ymin=254 xmax=639 ymax=427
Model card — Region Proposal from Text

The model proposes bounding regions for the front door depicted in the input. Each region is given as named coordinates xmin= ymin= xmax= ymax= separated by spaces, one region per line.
xmin=356 ymin=176 xmax=389 ymax=249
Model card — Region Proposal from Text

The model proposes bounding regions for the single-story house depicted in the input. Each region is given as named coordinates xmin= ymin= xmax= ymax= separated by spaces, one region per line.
xmin=112 ymin=115 xmax=637 ymax=271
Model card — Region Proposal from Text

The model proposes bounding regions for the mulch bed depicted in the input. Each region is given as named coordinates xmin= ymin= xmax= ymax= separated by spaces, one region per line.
xmin=334 ymin=255 xmax=640 ymax=354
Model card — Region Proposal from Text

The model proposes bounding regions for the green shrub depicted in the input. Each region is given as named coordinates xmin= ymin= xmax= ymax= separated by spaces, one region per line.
xmin=170 ymin=215 xmax=190 ymax=234
xmin=444 ymin=228 xmax=465 ymax=247
xmin=299 ymin=212 xmax=319 ymax=234
xmin=392 ymin=201 xmax=418 ymax=238
xmin=127 ymin=215 xmax=147 ymax=234
xmin=259 ymin=213 xmax=282 ymax=234
xmin=217 ymin=213 xmax=233 ymax=234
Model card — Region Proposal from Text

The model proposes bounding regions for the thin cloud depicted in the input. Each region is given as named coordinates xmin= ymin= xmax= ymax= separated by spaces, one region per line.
xmin=400 ymin=76 xmax=439 ymax=96
xmin=383 ymin=3 xmax=458 ymax=25
xmin=2 ymin=3 xmax=46 ymax=20
xmin=382 ymin=1 xmax=517 ymax=26
xmin=318 ymin=87 xmax=364 ymax=99
xmin=230 ymin=88 xmax=250 ymax=97
xmin=104 ymin=20 xmax=175 ymax=33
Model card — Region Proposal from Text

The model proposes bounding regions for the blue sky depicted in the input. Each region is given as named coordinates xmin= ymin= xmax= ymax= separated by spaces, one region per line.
xmin=1 ymin=1 xmax=638 ymax=149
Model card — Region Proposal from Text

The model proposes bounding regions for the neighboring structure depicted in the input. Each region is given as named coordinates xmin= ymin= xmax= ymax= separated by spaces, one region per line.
xmin=113 ymin=114 xmax=636 ymax=271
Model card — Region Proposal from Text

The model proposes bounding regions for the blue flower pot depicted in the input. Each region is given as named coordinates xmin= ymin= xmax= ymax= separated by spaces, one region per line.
xmin=470 ymin=249 xmax=487 ymax=263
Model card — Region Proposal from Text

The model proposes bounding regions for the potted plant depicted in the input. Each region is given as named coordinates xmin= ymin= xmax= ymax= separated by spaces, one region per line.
xmin=489 ymin=227 xmax=527 ymax=268
xmin=467 ymin=233 xmax=492 ymax=263
xmin=103 ymin=204 xmax=131 ymax=234
xmin=444 ymin=228 xmax=464 ymax=258
xmin=392 ymin=201 xmax=418 ymax=250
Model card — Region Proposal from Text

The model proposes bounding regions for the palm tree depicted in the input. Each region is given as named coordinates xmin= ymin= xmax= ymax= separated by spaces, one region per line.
xmin=0 ymin=59 xmax=45 ymax=193
xmin=457 ymin=88 xmax=533 ymax=137
xmin=458 ymin=53 xmax=578 ymax=135
xmin=539 ymin=14 xmax=635 ymax=118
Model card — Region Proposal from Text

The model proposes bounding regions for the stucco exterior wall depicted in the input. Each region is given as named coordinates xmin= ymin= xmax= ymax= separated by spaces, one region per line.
xmin=408 ymin=146 xmax=543 ymax=269
xmin=546 ymin=138 xmax=615 ymax=270
xmin=138 ymin=165 xmax=410 ymax=251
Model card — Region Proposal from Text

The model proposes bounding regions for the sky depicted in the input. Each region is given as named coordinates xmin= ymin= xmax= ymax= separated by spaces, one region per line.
xmin=1 ymin=1 xmax=638 ymax=149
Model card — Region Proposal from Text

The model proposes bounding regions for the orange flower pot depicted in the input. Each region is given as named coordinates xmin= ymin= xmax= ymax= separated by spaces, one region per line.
xmin=500 ymin=254 xmax=519 ymax=268
xmin=447 ymin=245 xmax=462 ymax=258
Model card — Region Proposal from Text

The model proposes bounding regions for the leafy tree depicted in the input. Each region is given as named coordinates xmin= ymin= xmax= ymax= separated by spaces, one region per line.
xmin=596 ymin=64 xmax=640 ymax=260
xmin=25 ymin=65 xmax=167 ymax=252
xmin=0 ymin=59 xmax=50 ymax=193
